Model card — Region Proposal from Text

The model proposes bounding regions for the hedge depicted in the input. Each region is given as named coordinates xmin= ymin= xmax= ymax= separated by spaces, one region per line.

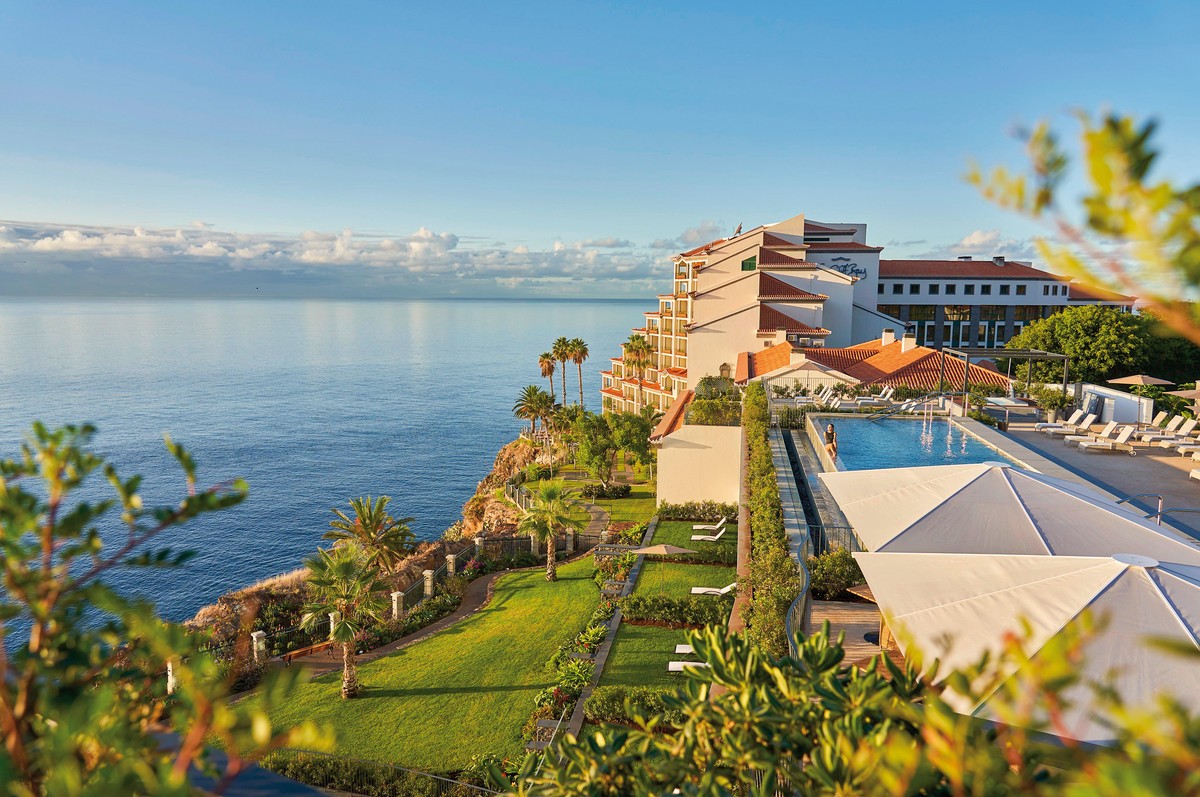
xmin=260 ymin=751 xmax=486 ymax=796
xmin=584 ymin=685 xmax=686 ymax=727
xmin=656 ymin=501 xmax=738 ymax=523
xmin=579 ymin=483 xmax=632 ymax=500
xmin=617 ymin=594 xmax=731 ymax=628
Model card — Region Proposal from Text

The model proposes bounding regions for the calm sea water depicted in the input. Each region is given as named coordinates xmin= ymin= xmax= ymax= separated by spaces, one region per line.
xmin=0 ymin=298 xmax=641 ymax=621
xmin=832 ymin=417 xmax=1016 ymax=471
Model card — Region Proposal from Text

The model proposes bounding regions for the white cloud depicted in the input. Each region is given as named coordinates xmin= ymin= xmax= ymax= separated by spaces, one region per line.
xmin=914 ymin=229 xmax=1040 ymax=261
xmin=649 ymin=219 xmax=727 ymax=251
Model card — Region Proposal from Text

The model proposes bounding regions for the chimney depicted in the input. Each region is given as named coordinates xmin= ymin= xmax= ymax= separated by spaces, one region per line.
xmin=957 ymin=255 xmax=973 ymax=261
xmin=880 ymin=328 xmax=896 ymax=346
xmin=901 ymin=332 xmax=917 ymax=353
xmin=992 ymin=256 xmax=1006 ymax=266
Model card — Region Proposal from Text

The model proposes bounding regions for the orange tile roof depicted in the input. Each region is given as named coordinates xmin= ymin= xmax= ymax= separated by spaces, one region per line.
xmin=801 ymin=347 xmax=876 ymax=373
xmin=803 ymin=339 xmax=1010 ymax=391
xmin=804 ymin=221 xmax=855 ymax=234
xmin=665 ymin=367 xmax=688 ymax=377
xmin=601 ymin=387 xmax=625 ymax=399
xmin=735 ymin=342 xmax=794 ymax=384
xmin=758 ymin=305 xmax=831 ymax=336
xmin=761 ymin=232 xmax=808 ymax=249
xmin=734 ymin=351 xmax=751 ymax=384
xmin=758 ymin=272 xmax=828 ymax=301
xmin=880 ymin=259 xmax=1058 ymax=280
xmin=622 ymin=377 xmax=661 ymax=389
xmin=680 ymin=238 xmax=728 ymax=257
xmin=1068 ymin=282 xmax=1137 ymax=302
xmin=651 ymin=390 xmax=694 ymax=441
xmin=804 ymin=241 xmax=883 ymax=252
xmin=758 ymin=248 xmax=819 ymax=268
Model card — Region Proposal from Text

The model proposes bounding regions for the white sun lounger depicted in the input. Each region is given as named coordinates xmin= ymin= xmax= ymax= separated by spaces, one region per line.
xmin=690 ymin=582 xmax=736 ymax=596
xmin=1043 ymin=414 xmax=1097 ymax=437
xmin=691 ymin=526 xmax=728 ymax=543
xmin=1137 ymin=410 xmax=1170 ymax=429
xmin=1155 ymin=418 xmax=1200 ymax=447
xmin=1079 ymin=426 xmax=1137 ymax=455
xmin=674 ymin=644 xmax=694 ymax=655
xmin=667 ymin=661 xmax=710 ymax=673
xmin=1064 ymin=421 xmax=1117 ymax=446
xmin=1036 ymin=409 xmax=1084 ymax=431
xmin=1140 ymin=415 xmax=1185 ymax=442
xmin=1190 ymin=468 xmax=1200 ymax=483
xmin=692 ymin=516 xmax=727 ymax=532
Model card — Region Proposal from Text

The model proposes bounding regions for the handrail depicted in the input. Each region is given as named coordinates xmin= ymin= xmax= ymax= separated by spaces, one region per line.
xmin=1118 ymin=493 xmax=1165 ymax=525
xmin=1145 ymin=507 xmax=1200 ymax=522
xmin=866 ymin=391 xmax=956 ymax=421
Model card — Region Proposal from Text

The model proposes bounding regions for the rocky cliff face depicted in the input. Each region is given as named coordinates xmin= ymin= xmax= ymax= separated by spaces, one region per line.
xmin=476 ymin=438 xmax=538 ymax=493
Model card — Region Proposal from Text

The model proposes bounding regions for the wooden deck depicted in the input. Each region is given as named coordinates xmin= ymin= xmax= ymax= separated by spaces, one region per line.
xmin=810 ymin=600 xmax=883 ymax=663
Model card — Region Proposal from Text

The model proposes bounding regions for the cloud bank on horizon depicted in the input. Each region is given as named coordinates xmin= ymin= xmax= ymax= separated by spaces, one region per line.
xmin=0 ymin=219 xmax=1039 ymax=298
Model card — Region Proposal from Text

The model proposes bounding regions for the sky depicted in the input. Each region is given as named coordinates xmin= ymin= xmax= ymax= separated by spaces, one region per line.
xmin=1 ymin=1 xmax=1198 ymax=298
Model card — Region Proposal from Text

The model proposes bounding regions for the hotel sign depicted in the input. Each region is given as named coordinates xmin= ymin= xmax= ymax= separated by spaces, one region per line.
xmin=827 ymin=256 xmax=868 ymax=278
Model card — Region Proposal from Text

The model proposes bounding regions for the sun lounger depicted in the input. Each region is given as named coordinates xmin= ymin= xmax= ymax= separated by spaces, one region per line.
xmin=1190 ymin=468 xmax=1200 ymax=483
xmin=691 ymin=526 xmax=728 ymax=543
xmin=1064 ymin=421 xmax=1116 ymax=446
xmin=690 ymin=582 xmax=736 ymax=596
xmin=692 ymin=516 xmax=727 ymax=532
xmin=674 ymin=644 xmax=694 ymax=655
xmin=667 ymin=661 xmax=710 ymax=673
xmin=1036 ymin=409 xmax=1084 ymax=431
xmin=1079 ymin=426 xmax=1137 ymax=455
xmin=1043 ymin=413 xmax=1097 ymax=437
xmin=1137 ymin=410 xmax=1170 ymax=429
xmin=1154 ymin=418 xmax=1200 ymax=448
xmin=1139 ymin=415 xmax=1185 ymax=442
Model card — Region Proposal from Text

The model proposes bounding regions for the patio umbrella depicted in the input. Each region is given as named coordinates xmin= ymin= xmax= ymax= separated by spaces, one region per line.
xmin=818 ymin=462 xmax=1200 ymax=561
xmin=1107 ymin=374 xmax=1174 ymax=386
xmin=633 ymin=544 xmax=696 ymax=593
xmin=855 ymin=550 xmax=1200 ymax=743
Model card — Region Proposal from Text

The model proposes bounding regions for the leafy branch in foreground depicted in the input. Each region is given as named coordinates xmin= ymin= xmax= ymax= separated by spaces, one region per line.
xmin=0 ymin=422 xmax=325 ymax=795
xmin=969 ymin=111 xmax=1200 ymax=345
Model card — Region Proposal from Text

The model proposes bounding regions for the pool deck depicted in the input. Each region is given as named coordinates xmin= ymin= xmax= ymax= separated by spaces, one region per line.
xmin=810 ymin=600 xmax=881 ymax=663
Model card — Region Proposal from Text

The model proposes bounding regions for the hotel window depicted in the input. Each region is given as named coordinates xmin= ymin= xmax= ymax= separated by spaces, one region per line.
xmin=980 ymin=305 xmax=1005 ymax=321
xmin=1043 ymin=285 xmax=1050 ymax=295
xmin=964 ymin=284 xmax=975 ymax=295
xmin=945 ymin=284 xmax=956 ymax=295
xmin=999 ymin=285 xmax=1011 ymax=295
xmin=981 ymin=284 xmax=992 ymax=295
xmin=928 ymin=284 xmax=940 ymax=295
xmin=892 ymin=284 xmax=903 ymax=294
xmin=909 ymin=284 xmax=920 ymax=294
xmin=877 ymin=283 xmax=884 ymax=294
xmin=909 ymin=305 xmax=935 ymax=321
xmin=1016 ymin=284 xmax=1027 ymax=296
xmin=877 ymin=305 xmax=901 ymax=317
xmin=1014 ymin=305 xmax=1043 ymax=321
xmin=741 ymin=256 xmax=757 ymax=271
xmin=943 ymin=305 xmax=971 ymax=321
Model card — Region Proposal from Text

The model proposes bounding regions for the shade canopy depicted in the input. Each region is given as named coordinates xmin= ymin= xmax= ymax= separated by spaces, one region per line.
xmin=633 ymin=544 xmax=696 ymax=557
xmin=1107 ymin=374 xmax=1174 ymax=386
xmin=1167 ymin=388 xmax=1200 ymax=400
xmin=818 ymin=463 xmax=1200 ymax=561
xmin=855 ymin=551 xmax=1200 ymax=743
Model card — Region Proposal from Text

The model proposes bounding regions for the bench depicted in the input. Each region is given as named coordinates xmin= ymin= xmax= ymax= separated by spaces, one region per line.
xmin=282 ymin=640 xmax=337 ymax=664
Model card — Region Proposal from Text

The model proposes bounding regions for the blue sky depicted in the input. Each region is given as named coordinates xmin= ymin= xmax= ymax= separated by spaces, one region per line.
xmin=1 ymin=1 xmax=1197 ymax=297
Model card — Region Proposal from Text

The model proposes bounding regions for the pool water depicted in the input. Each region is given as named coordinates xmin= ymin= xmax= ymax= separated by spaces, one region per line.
xmin=825 ymin=417 xmax=1015 ymax=471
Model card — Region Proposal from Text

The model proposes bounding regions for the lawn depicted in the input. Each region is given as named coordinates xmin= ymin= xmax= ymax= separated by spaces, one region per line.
xmin=650 ymin=521 xmax=737 ymax=565
xmin=599 ymin=623 xmax=696 ymax=688
xmin=633 ymin=561 xmax=738 ymax=600
xmin=237 ymin=557 xmax=598 ymax=772
xmin=598 ymin=482 xmax=656 ymax=525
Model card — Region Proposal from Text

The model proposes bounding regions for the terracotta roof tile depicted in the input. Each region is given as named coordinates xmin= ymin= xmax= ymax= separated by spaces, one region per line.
xmin=651 ymin=391 xmax=694 ymax=440
xmin=758 ymin=272 xmax=828 ymax=301
xmin=804 ymin=338 xmax=1010 ymax=391
xmin=758 ymin=248 xmax=821 ymax=268
xmin=758 ymin=305 xmax=831 ymax=336
xmin=880 ymin=259 xmax=1059 ymax=280
xmin=734 ymin=351 xmax=751 ymax=385
xmin=736 ymin=342 xmax=794 ymax=383
xmin=761 ymin=232 xmax=808 ymax=249
xmin=804 ymin=241 xmax=883 ymax=252
xmin=804 ymin=221 xmax=856 ymax=234
xmin=601 ymin=387 xmax=625 ymax=399
xmin=666 ymin=367 xmax=688 ymax=377
xmin=802 ymin=347 xmax=877 ymax=373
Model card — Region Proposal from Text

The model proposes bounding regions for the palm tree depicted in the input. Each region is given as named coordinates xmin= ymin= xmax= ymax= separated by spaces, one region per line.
xmin=514 ymin=385 xmax=548 ymax=433
xmin=518 ymin=481 xmax=584 ymax=581
xmin=533 ymin=390 xmax=557 ymax=437
xmin=302 ymin=545 xmax=388 ymax=699
xmin=538 ymin=352 xmax=557 ymax=401
xmin=552 ymin=337 xmax=571 ymax=404
xmin=623 ymin=334 xmax=654 ymax=411
xmin=569 ymin=338 xmax=589 ymax=409
xmin=324 ymin=496 xmax=416 ymax=575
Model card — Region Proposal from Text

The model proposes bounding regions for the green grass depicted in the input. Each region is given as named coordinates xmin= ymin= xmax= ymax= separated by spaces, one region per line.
xmin=601 ymin=483 xmax=657 ymax=525
xmin=650 ymin=521 xmax=737 ymax=565
xmin=599 ymin=623 xmax=695 ymax=688
xmin=237 ymin=557 xmax=598 ymax=772
xmin=633 ymin=561 xmax=738 ymax=600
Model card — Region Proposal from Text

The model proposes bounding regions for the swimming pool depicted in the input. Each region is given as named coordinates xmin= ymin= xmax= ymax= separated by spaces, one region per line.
xmin=820 ymin=416 xmax=1017 ymax=471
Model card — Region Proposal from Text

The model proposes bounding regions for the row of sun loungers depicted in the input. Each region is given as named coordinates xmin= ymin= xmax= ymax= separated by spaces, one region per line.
xmin=797 ymin=385 xmax=896 ymax=409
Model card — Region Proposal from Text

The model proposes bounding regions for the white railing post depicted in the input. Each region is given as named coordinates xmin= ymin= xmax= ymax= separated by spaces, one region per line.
xmin=166 ymin=658 xmax=179 ymax=694
xmin=391 ymin=590 xmax=403 ymax=620
xmin=475 ymin=536 xmax=485 ymax=558
xmin=529 ymin=534 xmax=539 ymax=556
xmin=446 ymin=553 xmax=457 ymax=577
xmin=251 ymin=631 xmax=267 ymax=664
xmin=328 ymin=611 xmax=340 ymax=640
xmin=423 ymin=569 xmax=435 ymax=599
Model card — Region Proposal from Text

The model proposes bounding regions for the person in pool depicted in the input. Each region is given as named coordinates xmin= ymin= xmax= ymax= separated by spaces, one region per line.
xmin=824 ymin=423 xmax=838 ymax=459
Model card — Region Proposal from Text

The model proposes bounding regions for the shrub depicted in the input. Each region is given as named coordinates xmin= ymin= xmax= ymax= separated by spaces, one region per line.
xmin=590 ymin=597 xmax=617 ymax=625
xmin=686 ymin=398 xmax=742 ymax=426
xmin=617 ymin=522 xmax=648 ymax=545
xmin=656 ymin=501 xmax=737 ymax=522
xmin=260 ymin=751 xmax=482 ymax=795
xmin=807 ymin=548 xmax=864 ymax=601
xmin=214 ymin=657 xmax=268 ymax=693
xmin=617 ymin=594 xmax=731 ymax=628
xmin=593 ymin=551 xmax=636 ymax=586
xmin=584 ymin=685 xmax=687 ymax=727
xmin=967 ymin=409 xmax=999 ymax=427
xmin=580 ymin=483 xmax=632 ymax=500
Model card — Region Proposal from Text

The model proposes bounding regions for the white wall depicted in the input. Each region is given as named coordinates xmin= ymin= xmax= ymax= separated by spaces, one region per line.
xmin=1078 ymin=383 xmax=1154 ymax=424
xmin=657 ymin=425 xmax=742 ymax=505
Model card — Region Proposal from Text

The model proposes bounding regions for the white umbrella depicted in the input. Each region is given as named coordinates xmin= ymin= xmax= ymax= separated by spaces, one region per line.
xmin=818 ymin=463 xmax=1200 ymax=560
xmin=855 ymin=550 xmax=1200 ymax=743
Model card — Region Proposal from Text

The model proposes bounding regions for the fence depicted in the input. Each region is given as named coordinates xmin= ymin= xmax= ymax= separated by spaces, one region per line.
xmin=261 ymin=749 xmax=499 ymax=796
xmin=785 ymin=523 xmax=813 ymax=658
xmin=476 ymin=535 xmax=529 ymax=559
xmin=809 ymin=524 xmax=864 ymax=556
xmin=504 ymin=481 xmax=534 ymax=511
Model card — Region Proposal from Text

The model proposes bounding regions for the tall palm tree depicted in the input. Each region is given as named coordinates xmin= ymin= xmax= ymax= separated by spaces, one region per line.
xmin=514 ymin=385 xmax=548 ymax=433
xmin=533 ymin=390 xmax=557 ymax=437
xmin=569 ymin=337 xmax=589 ymax=409
xmin=302 ymin=545 xmax=388 ymax=699
xmin=324 ymin=496 xmax=416 ymax=575
xmin=623 ymin=334 xmax=654 ymax=411
xmin=552 ymin=337 xmax=571 ymax=405
xmin=538 ymin=352 xmax=557 ymax=401
xmin=518 ymin=480 xmax=584 ymax=581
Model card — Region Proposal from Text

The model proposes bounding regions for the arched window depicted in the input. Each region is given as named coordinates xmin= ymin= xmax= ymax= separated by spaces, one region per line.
xmin=718 ymin=363 xmax=731 ymax=379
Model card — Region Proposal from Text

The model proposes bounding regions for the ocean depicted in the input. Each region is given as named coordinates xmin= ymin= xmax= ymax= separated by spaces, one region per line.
xmin=0 ymin=298 xmax=642 ymax=621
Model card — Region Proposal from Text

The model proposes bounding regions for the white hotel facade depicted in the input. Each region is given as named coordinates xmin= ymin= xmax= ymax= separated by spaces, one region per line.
xmin=600 ymin=213 xmax=1134 ymax=415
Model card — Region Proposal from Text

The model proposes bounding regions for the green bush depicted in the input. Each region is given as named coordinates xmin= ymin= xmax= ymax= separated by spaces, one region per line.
xmin=260 ymin=751 xmax=483 ymax=796
xmin=617 ymin=594 xmax=731 ymax=628
xmin=806 ymin=549 xmax=864 ymax=601
xmin=354 ymin=591 xmax=461 ymax=651
xmin=584 ymin=685 xmax=686 ymax=727
xmin=656 ymin=501 xmax=737 ymax=522
xmin=617 ymin=522 xmax=649 ymax=545
xmin=686 ymin=398 xmax=742 ymax=426
xmin=967 ymin=409 xmax=999 ymax=427
xmin=580 ymin=483 xmax=632 ymax=500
